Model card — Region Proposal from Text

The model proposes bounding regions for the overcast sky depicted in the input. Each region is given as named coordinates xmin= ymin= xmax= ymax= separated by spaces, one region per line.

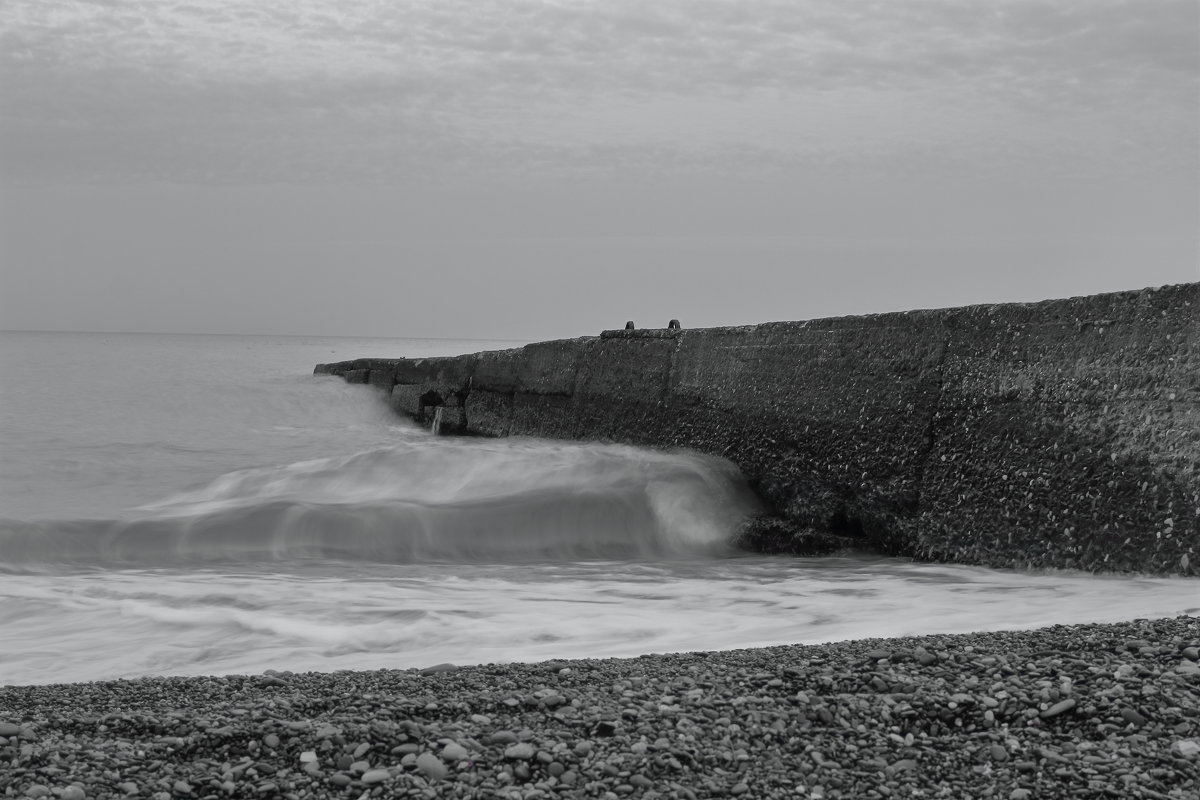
xmin=1 ymin=0 xmax=1196 ymax=339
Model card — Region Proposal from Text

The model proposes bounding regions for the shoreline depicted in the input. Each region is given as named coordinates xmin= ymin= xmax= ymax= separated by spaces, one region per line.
xmin=3 ymin=617 xmax=1197 ymax=799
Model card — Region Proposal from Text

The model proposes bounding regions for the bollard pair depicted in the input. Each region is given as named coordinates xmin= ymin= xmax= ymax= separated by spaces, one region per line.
xmin=624 ymin=319 xmax=681 ymax=330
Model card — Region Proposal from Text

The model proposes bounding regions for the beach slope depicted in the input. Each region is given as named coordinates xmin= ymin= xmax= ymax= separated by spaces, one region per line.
xmin=3 ymin=617 xmax=1198 ymax=799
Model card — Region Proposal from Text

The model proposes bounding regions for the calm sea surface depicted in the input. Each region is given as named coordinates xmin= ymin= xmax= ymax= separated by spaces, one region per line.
xmin=1 ymin=331 xmax=1195 ymax=686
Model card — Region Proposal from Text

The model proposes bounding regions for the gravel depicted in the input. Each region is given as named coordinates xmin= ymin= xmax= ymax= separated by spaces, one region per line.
xmin=2 ymin=617 xmax=1197 ymax=799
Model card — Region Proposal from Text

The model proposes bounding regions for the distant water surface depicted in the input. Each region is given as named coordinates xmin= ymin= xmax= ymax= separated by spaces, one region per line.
xmin=1 ymin=331 xmax=1195 ymax=686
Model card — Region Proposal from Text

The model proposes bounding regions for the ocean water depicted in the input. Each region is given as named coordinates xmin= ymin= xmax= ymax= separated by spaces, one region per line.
xmin=0 ymin=331 xmax=1196 ymax=687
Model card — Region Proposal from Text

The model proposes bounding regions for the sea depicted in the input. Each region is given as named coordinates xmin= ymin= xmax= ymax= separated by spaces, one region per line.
xmin=1 ymin=331 xmax=1196 ymax=687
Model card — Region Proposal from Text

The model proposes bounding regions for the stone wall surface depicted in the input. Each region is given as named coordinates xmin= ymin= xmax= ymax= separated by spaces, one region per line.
xmin=315 ymin=284 xmax=1199 ymax=574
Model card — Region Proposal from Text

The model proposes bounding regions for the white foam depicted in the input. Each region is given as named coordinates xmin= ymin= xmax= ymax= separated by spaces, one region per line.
xmin=2 ymin=556 xmax=1196 ymax=686
xmin=1 ymin=441 xmax=760 ymax=566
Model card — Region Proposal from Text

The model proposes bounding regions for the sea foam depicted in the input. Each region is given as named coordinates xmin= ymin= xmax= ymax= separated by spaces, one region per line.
xmin=0 ymin=440 xmax=761 ymax=567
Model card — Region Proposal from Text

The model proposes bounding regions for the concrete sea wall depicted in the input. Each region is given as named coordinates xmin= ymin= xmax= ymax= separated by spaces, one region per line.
xmin=316 ymin=284 xmax=1198 ymax=574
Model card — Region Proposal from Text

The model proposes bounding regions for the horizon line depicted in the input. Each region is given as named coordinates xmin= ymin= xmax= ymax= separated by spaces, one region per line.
xmin=0 ymin=328 xmax=535 ymax=342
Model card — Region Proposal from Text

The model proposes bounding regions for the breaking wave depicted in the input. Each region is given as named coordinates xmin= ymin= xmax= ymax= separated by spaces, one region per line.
xmin=0 ymin=439 xmax=762 ymax=567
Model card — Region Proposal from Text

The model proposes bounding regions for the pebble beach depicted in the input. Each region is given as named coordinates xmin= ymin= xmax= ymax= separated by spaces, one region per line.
xmin=3 ymin=617 xmax=1198 ymax=800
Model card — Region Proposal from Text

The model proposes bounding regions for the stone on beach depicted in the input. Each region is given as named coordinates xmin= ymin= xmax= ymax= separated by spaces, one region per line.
xmin=360 ymin=768 xmax=391 ymax=784
xmin=441 ymin=741 xmax=470 ymax=761
xmin=1175 ymin=740 xmax=1200 ymax=758
xmin=1039 ymin=697 xmax=1076 ymax=718
xmin=0 ymin=617 xmax=1197 ymax=799
xmin=504 ymin=742 xmax=535 ymax=760
xmin=416 ymin=751 xmax=448 ymax=779
xmin=1121 ymin=708 xmax=1148 ymax=728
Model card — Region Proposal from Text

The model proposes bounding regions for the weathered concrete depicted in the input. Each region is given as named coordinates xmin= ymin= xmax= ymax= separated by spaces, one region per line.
xmin=316 ymin=284 xmax=1198 ymax=574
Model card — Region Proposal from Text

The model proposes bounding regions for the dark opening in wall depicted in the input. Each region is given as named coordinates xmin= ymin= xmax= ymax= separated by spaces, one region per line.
xmin=829 ymin=506 xmax=866 ymax=539
xmin=418 ymin=390 xmax=444 ymax=424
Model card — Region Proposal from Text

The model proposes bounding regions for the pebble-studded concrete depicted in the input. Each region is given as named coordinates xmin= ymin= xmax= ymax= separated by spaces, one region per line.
xmin=317 ymin=283 xmax=1200 ymax=575
xmin=3 ymin=617 xmax=1198 ymax=799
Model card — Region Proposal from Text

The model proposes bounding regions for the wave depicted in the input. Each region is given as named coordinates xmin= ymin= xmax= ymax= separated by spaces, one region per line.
xmin=0 ymin=439 xmax=762 ymax=567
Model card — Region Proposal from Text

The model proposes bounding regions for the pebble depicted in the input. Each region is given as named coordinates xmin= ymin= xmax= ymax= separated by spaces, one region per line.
xmin=60 ymin=788 xmax=85 ymax=800
xmin=0 ymin=618 xmax=1196 ymax=800
xmin=1121 ymin=708 xmax=1148 ymax=727
xmin=593 ymin=721 xmax=617 ymax=737
xmin=360 ymin=769 xmax=391 ymax=784
xmin=504 ymin=742 xmax=535 ymax=759
xmin=0 ymin=722 xmax=20 ymax=737
xmin=420 ymin=662 xmax=458 ymax=674
xmin=1175 ymin=740 xmax=1200 ymax=758
xmin=1040 ymin=698 xmax=1076 ymax=718
xmin=416 ymin=752 xmax=448 ymax=780
xmin=442 ymin=741 xmax=469 ymax=761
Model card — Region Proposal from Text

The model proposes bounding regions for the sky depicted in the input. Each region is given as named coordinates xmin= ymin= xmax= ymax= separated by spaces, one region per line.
xmin=1 ymin=0 xmax=1197 ymax=340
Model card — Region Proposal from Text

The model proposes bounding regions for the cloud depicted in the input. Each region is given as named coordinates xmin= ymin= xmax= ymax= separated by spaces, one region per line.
xmin=1 ymin=0 xmax=1195 ymax=183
